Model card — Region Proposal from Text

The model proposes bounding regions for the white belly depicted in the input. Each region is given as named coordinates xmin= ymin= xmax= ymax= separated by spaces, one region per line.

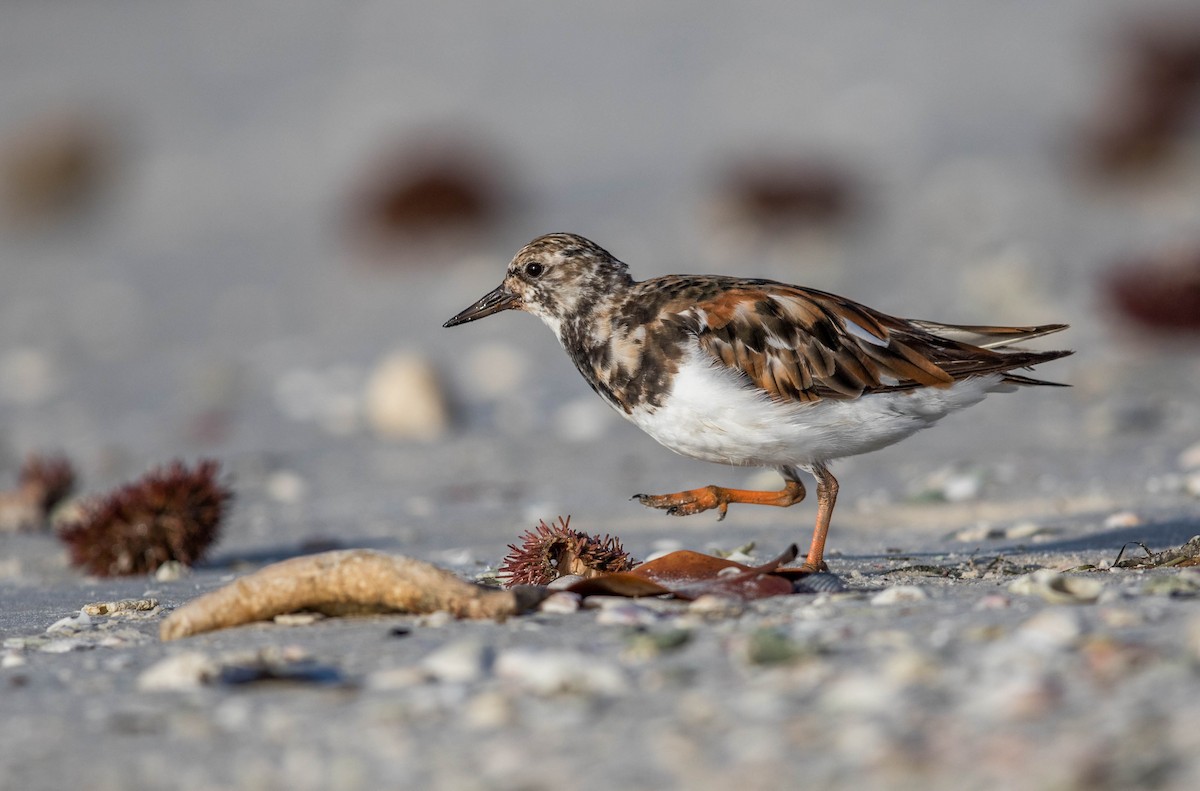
xmin=625 ymin=345 xmax=1001 ymax=468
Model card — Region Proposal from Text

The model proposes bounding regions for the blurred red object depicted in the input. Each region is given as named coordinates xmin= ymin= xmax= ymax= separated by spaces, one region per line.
xmin=716 ymin=156 xmax=860 ymax=231
xmin=344 ymin=135 xmax=514 ymax=260
xmin=1082 ymin=15 xmax=1200 ymax=177
xmin=1107 ymin=246 xmax=1200 ymax=332
xmin=0 ymin=111 xmax=114 ymax=229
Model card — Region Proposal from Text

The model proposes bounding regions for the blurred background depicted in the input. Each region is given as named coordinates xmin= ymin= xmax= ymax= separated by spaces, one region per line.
xmin=3 ymin=1 xmax=1200 ymax=553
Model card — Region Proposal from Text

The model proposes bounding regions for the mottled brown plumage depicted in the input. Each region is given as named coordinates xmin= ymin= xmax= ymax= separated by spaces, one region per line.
xmin=445 ymin=233 xmax=1072 ymax=571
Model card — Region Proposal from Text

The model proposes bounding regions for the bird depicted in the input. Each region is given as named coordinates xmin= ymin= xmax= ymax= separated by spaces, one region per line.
xmin=444 ymin=233 xmax=1072 ymax=572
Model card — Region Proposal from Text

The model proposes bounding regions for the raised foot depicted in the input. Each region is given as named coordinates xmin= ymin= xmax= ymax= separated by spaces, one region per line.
xmin=633 ymin=486 xmax=733 ymax=520
xmin=632 ymin=479 xmax=807 ymax=522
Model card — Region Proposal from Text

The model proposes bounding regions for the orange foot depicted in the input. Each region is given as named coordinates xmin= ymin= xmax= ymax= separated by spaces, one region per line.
xmin=632 ymin=479 xmax=806 ymax=521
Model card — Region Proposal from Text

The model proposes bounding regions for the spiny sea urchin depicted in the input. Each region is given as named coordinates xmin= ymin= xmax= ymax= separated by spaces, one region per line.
xmin=498 ymin=516 xmax=634 ymax=587
xmin=58 ymin=459 xmax=232 ymax=577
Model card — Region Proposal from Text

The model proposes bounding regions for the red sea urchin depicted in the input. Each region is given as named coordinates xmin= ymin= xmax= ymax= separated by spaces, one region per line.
xmin=59 ymin=459 xmax=232 ymax=576
xmin=498 ymin=516 xmax=634 ymax=587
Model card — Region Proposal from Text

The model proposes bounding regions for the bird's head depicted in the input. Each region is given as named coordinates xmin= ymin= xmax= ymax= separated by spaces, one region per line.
xmin=443 ymin=233 xmax=633 ymax=334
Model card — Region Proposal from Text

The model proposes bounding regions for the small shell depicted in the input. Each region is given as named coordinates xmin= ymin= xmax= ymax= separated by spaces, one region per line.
xmin=1008 ymin=569 xmax=1104 ymax=604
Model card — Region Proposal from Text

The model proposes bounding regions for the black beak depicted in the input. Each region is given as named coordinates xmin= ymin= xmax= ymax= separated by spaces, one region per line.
xmin=443 ymin=284 xmax=521 ymax=327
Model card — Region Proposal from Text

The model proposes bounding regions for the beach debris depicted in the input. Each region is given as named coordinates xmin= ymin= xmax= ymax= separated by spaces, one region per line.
xmin=870 ymin=585 xmax=929 ymax=606
xmin=82 ymin=598 xmax=160 ymax=617
xmin=58 ymin=459 xmax=231 ymax=577
xmin=1080 ymin=13 xmax=1200 ymax=177
xmin=1114 ymin=535 xmax=1200 ymax=569
xmin=715 ymin=156 xmax=860 ymax=231
xmin=343 ymin=135 xmax=514 ymax=258
xmin=498 ymin=516 xmax=633 ymax=586
xmin=0 ymin=110 xmax=115 ymax=229
xmin=159 ymin=549 xmax=549 ymax=641
xmin=565 ymin=543 xmax=806 ymax=601
xmin=1008 ymin=569 xmax=1104 ymax=605
xmin=0 ymin=452 xmax=76 ymax=533
xmin=1107 ymin=245 xmax=1200 ymax=334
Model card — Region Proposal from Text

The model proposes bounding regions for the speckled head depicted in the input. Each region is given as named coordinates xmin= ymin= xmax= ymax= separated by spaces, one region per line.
xmin=443 ymin=233 xmax=634 ymax=334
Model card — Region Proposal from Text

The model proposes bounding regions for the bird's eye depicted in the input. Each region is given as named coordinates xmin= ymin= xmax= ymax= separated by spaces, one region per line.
xmin=523 ymin=261 xmax=545 ymax=278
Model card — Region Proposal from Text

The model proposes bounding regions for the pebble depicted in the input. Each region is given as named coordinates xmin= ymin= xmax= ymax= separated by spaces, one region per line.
xmin=870 ymin=585 xmax=928 ymax=606
xmin=494 ymin=648 xmax=627 ymax=696
xmin=545 ymin=575 xmax=584 ymax=592
xmin=687 ymin=594 xmax=745 ymax=619
xmin=420 ymin=639 xmax=492 ymax=684
xmin=1179 ymin=441 xmax=1200 ymax=470
xmin=1103 ymin=511 xmax=1142 ymax=529
xmin=537 ymin=591 xmax=582 ymax=613
xmin=1 ymin=650 xmax=26 ymax=668
xmin=1009 ymin=569 xmax=1103 ymax=604
xmin=595 ymin=602 xmax=662 ymax=627
xmin=1013 ymin=608 xmax=1085 ymax=651
xmin=363 ymin=352 xmax=451 ymax=441
xmin=0 ymin=347 xmax=58 ymax=405
xmin=463 ymin=690 xmax=515 ymax=729
xmin=154 ymin=561 xmax=190 ymax=582
xmin=46 ymin=611 xmax=91 ymax=634
xmin=265 ymin=470 xmax=307 ymax=504
xmin=138 ymin=652 xmax=220 ymax=691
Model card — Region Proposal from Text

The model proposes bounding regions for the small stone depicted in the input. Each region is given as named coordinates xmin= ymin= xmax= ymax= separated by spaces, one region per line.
xmin=1104 ymin=511 xmax=1142 ymax=529
xmin=417 ymin=611 xmax=453 ymax=628
xmin=1014 ymin=609 xmax=1084 ymax=650
xmin=1186 ymin=472 xmax=1200 ymax=499
xmin=623 ymin=629 xmax=692 ymax=661
xmin=138 ymin=652 xmax=220 ymax=691
xmin=40 ymin=638 xmax=90 ymax=653
xmin=463 ymin=690 xmax=515 ymax=729
xmin=265 ymin=470 xmax=307 ymax=504
xmin=2 ymin=651 xmax=26 ymax=668
xmin=1141 ymin=574 xmax=1200 ymax=597
xmin=951 ymin=524 xmax=1005 ymax=542
xmin=870 ymin=585 xmax=928 ymax=606
xmin=46 ymin=611 xmax=91 ymax=634
xmin=595 ymin=603 xmax=661 ymax=627
xmin=154 ymin=561 xmax=190 ymax=582
xmin=1009 ymin=569 xmax=1103 ymax=604
xmin=420 ymin=640 xmax=492 ymax=684
xmin=741 ymin=628 xmax=813 ymax=666
xmin=363 ymin=352 xmax=451 ymax=441
xmin=1180 ymin=441 xmax=1200 ymax=471
xmin=538 ymin=592 xmax=581 ymax=613
xmin=494 ymin=648 xmax=627 ymax=696
xmin=974 ymin=593 xmax=1012 ymax=610
xmin=0 ymin=347 xmax=58 ymax=405
xmin=546 ymin=575 xmax=584 ymax=592
xmin=687 ymin=594 xmax=745 ymax=619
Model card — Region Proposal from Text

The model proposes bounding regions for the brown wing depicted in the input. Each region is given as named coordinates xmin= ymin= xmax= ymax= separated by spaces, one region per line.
xmin=681 ymin=284 xmax=1070 ymax=403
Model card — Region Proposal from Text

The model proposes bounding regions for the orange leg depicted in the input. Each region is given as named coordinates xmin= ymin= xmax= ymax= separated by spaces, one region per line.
xmin=803 ymin=463 xmax=838 ymax=573
xmin=634 ymin=464 xmax=839 ymax=573
xmin=633 ymin=476 xmax=806 ymax=520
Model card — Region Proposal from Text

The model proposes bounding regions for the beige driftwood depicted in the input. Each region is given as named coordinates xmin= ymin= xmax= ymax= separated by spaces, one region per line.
xmin=160 ymin=549 xmax=547 ymax=641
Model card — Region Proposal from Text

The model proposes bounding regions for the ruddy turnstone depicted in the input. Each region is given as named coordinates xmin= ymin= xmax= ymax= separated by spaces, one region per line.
xmin=445 ymin=233 xmax=1072 ymax=571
